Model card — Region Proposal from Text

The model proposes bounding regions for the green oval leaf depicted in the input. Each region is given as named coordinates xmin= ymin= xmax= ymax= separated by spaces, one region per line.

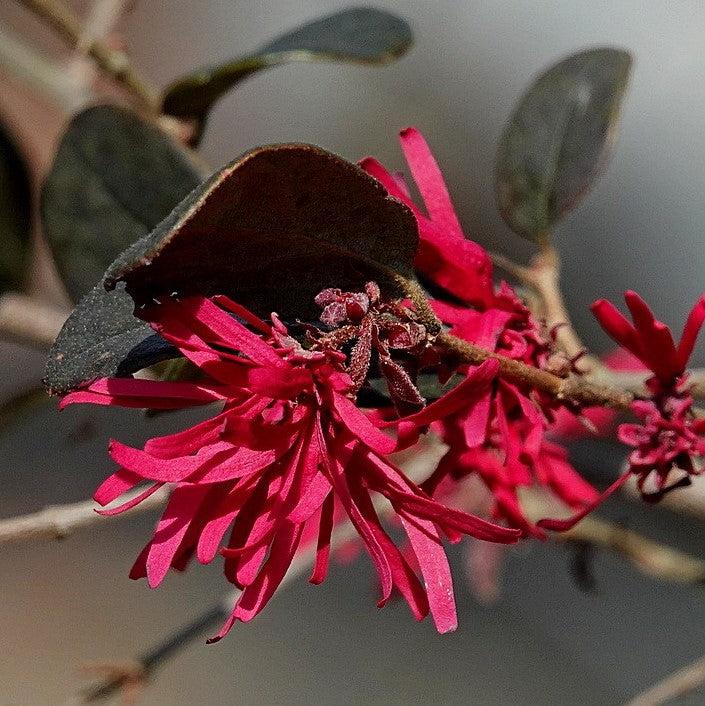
xmin=46 ymin=143 xmax=418 ymax=394
xmin=496 ymin=47 xmax=632 ymax=241
xmin=0 ymin=120 xmax=32 ymax=292
xmin=41 ymin=104 xmax=202 ymax=302
xmin=161 ymin=7 xmax=412 ymax=141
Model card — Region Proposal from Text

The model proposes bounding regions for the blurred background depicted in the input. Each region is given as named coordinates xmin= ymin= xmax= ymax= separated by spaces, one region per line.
xmin=2 ymin=1 xmax=705 ymax=704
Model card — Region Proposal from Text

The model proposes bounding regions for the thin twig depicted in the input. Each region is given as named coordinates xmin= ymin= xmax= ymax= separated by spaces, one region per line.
xmin=624 ymin=654 xmax=705 ymax=706
xmin=0 ymin=292 xmax=69 ymax=349
xmin=0 ymin=24 xmax=89 ymax=110
xmin=15 ymin=0 xmax=159 ymax=111
xmin=438 ymin=330 xmax=633 ymax=409
xmin=65 ymin=0 xmax=131 ymax=97
xmin=394 ymin=273 xmax=634 ymax=410
xmin=523 ymin=491 xmax=705 ymax=585
xmin=0 ymin=485 xmax=169 ymax=544
xmin=71 ymin=487 xmax=705 ymax=703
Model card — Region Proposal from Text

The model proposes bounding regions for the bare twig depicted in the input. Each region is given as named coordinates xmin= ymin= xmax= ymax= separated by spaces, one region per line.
xmin=0 ymin=25 xmax=89 ymax=110
xmin=0 ymin=485 xmax=169 ymax=544
xmin=625 ymin=654 xmax=705 ymax=706
xmin=15 ymin=0 xmax=159 ymax=111
xmin=71 ymin=486 xmax=705 ymax=703
xmin=523 ymin=491 xmax=705 ymax=585
xmin=438 ymin=330 xmax=634 ymax=409
xmin=395 ymin=273 xmax=634 ymax=410
xmin=0 ymin=292 xmax=69 ymax=348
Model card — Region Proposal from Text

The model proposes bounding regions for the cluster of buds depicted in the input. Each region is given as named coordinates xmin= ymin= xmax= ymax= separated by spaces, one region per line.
xmin=310 ymin=282 xmax=429 ymax=414
xmin=593 ymin=291 xmax=705 ymax=499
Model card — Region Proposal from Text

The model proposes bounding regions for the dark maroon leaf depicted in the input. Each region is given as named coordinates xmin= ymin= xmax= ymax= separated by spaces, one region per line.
xmin=105 ymin=143 xmax=418 ymax=319
xmin=46 ymin=143 xmax=418 ymax=394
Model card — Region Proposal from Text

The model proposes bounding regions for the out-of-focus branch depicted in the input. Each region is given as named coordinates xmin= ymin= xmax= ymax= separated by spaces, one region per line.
xmin=622 ymin=473 xmax=705 ymax=520
xmin=0 ymin=485 xmax=168 ymax=544
xmin=523 ymin=491 xmax=705 ymax=585
xmin=66 ymin=0 xmax=133 ymax=98
xmin=0 ymin=25 xmax=89 ymax=110
xmin=625 ymin=654 xmax=705 ymax=706
xmin=15 ymin=0 xmax=158 ymax=111
xmin=0 ymin=292 xmax=68 ymax=348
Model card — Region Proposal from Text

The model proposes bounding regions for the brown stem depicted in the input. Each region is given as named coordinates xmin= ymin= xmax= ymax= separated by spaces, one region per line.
xmin=438 ymin=331 xmax=633 ymax=409
xmin=15 ymin=0 xmax=159 ymax=111
xmin=395 ymin=272 xmax=633 ymax=410
xmin=392 ymin=273 xmax=442 ymax=335
xmin=492 ymin=248 xmax=705 ymax=401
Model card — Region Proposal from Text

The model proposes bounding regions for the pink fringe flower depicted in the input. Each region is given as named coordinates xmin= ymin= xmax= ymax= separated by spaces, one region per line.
xmin=539 ymin=291 xmax=705 ymax=531
xmin=592 ymin=291 xmax=705 ymax=499
xmin=61 ymin=295 xmax=520 ymax=639
xmin=362 ymin=128 xmax=598 ymax=536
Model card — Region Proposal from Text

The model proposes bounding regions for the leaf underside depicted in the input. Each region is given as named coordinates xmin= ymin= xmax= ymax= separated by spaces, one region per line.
xmin=42 ymin=104 xmax=203 ymax=302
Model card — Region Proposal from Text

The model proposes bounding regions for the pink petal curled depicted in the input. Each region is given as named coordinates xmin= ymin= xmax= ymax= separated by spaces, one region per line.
xmin=96 ymin=482 xmax=164 ymax=516
xmin=536 ymin=471 xmax=631 ymax=531
xmin=227 ymin=521 xmax=303 ymax=628
xmin=94 ymin=468 xmax=143 ymax=505
xmin=332 ymin=392 xmax=396 ymax=455
xmin=590 ymin=299 xmax=642 ymax=359
xmin=310 ymin=492 xmax=335 ymax=584
xmin=678 ymin=295 xmax=705 ymax=369
xmin=398 ymin=127 xmax=464 ymax=239
xmin=59 ymin=378 xmax=229 ymax=410
xmin=146 ymin=484 xmax=211 ymax=588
